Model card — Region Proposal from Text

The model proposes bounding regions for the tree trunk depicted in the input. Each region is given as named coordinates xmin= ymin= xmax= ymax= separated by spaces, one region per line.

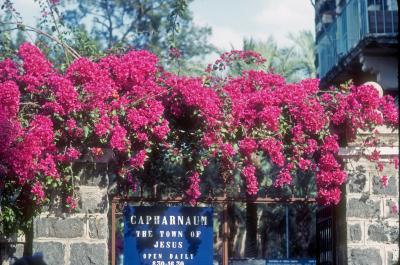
xmin=23 ymin=222 xmax=33 ymax=256
xmin=245 ymin=202 xmax=258 ymax=257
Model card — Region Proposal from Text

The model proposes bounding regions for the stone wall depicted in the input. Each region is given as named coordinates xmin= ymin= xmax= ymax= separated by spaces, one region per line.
xmin=338 ymin=128 xmax=399 ymax=265
xmin=28 ymin=130 xmax=398 ymax=265
xmin=33 ymin=162 xmax=112 ymax=265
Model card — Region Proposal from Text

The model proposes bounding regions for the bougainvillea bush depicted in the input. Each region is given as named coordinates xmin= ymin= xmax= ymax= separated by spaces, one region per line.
xmin=0 ymin=43 xmax=398 ymax=235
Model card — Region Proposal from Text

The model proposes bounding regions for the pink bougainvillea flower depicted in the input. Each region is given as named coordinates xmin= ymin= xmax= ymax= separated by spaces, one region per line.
xmin=380 ymin=175 xmax=389 ymax=187
xmin=186 ymin=172 xmax=201 ymax=205
xmin=369 ymin=149 xmax=381 ymax=161
xmin=90 ymin=147 xmax=104 ymax=157
xmin=130 ymin=150 xmax=147 ymax=169
xmin=390 ymin=203 xmax=398 ymax=215
xmin=239 ymin=138 xmax=257 ymax=157
xmin=31 ymin=182 xmax=45 ymax=204
xmin=275 ymin=168 xmax=292 ymax=188
xmin=0 ymin=43 xmax=398 ymax=214
xmin=66 ymin=195 xmax=78 ymax=209
xmin=242 ymin=164 xmax=258 ymax=195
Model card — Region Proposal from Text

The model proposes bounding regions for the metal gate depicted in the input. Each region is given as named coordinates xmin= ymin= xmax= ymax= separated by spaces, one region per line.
xmin=111 ymin=196 xmax=316 ymax=265
xmin=316 ymin=206 xmax=335 ymax=265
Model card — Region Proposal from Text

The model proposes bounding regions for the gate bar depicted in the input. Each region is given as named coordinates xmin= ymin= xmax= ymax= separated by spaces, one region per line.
xmin=222 ymin=201 xmax=229 ymax=265
xmin=111 ymin=201 xmax=116 ymax=265
xmin=112 ymin=196 xmax=316 ymax=204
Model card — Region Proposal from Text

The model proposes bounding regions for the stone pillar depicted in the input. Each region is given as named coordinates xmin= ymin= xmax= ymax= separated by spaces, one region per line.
xmin=33 ymin=162 xmax=112 ymax=265
xmin=339 ymin=127 xmax=399 ymax=265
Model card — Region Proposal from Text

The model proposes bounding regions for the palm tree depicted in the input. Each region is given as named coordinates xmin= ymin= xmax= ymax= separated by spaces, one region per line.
xmin=242 ymin=36 xmax=279 ymax=71
xmin=242 ymin=31 xmax=316 ymax=82
xmin=287 ymin=30 xmax=317 ymax=79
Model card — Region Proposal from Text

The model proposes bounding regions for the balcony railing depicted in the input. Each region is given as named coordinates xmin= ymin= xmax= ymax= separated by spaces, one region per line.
xmin=317 ymin=0 xmax=398 ymax=78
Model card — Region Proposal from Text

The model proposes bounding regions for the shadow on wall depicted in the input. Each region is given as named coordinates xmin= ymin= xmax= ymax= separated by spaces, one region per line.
xmin=12 ymin=253 xmax=47 ymax=265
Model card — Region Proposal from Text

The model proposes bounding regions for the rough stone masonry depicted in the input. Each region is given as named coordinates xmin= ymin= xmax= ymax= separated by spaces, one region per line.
xmin=339 ymin=126 xmax=399 ymax=265
xmin=33 ymin=162 xmax=111 ymax=265
xmin=30 ymin=127 xmax=399 ymax=265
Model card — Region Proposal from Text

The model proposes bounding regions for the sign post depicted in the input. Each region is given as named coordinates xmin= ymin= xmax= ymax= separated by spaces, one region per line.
xmin=123 ymin=206 xmax=213 ymax=265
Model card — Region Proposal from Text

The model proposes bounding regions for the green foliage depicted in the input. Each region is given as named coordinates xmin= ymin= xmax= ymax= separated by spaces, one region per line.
xmin=0 ymin=184 xmax=36 ymax=236
xmin=1 ymin=0 xmax=213 ymax=71
xmin=288 ymin=30 xmax=316 ymax=78
xmin=69 ymin=27 xmax=103 ymax=59
xmin=241 ymin=31 xmax=316 ymax=82
xmin=238 ymin=33 xmax=317 ymax=257
xmin=63 ymin=0 xmax=215 ymax=61
xmin=243 ymin=36 xmax=279 ymax=71
xmin=0 ymin=14 xmax=27 ymax=60
xmin=0 ymin=1 xmax=319 ymax=255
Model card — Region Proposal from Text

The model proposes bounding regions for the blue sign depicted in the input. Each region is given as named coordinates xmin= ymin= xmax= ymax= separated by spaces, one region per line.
xmin=266 ymin=260 xmax=316 ymax=265
xmin=124 ymin=206 xmax=213 ymax=265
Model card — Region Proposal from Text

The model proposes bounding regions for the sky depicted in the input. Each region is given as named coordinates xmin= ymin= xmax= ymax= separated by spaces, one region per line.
xmin=8 ymin=0 xmax=315 ymax=50
xmin=191 ymin=0 xmax=315 ymax=50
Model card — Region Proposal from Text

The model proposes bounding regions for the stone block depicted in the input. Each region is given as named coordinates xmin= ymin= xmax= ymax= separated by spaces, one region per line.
xmin=367 ymin=224 xmax=389 ymax=242
xmin=34 ymin=217 xmax=84 ymax=238
xmin=88 ymin=216 xmax=107 ymax=239
xmin=73 ymin=162 xmax=110 ymax=188
xmin=347 ymin=165 xmax=368 ymax=193
xmin=389 ymin=226 xmax=399 ymax=244
xmin=343 ymin=157 xmax=376 ymax=171
xmin=347 ymin=126 xmax=399 ymax=147
xmin=348 ymin=223 xmax=362 ymax=242
xmin=41 ymin=192 xmax=63 ymax=214
xmin=14 ymin=243 xmax=25 ymax=259
xmin=384 ymin=199 xmax=399 ymax=218
xmin=367 ymin=223 xmax=399 ymax=244
xmin=372 ymin=175 xmax=398 ymax=196
xmin=70 ymin=243 xmax=107 ymax=265
xmin=380 ymin=162 xmax=400 ymax=178
xmin=387 ymin=249 xmax=399 ymax=265
xmin=79 ymin=187 xmax=108 ymax=214
xmin=347 ymin=198 xmax=381 ymax=218
xmin=33 ymin=241 xmax=65 ymax=265
xmin=348 ymin=248 xmax=382 ymax=265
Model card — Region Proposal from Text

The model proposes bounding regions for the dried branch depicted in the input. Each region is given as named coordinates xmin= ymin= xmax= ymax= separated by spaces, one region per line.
xmin=0 ymin=21 xmax=81 ymax=59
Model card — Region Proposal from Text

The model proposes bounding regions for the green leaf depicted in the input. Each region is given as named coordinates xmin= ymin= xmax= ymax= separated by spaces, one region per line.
xmin=83 ymin=126 xmax=90 ymax=138
xmin=45 ymin=177 xmax=53 ymax=185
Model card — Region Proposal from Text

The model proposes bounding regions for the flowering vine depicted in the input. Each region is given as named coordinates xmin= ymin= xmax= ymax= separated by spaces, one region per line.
xmin=0 ymin=44 xmax=398 ymax=235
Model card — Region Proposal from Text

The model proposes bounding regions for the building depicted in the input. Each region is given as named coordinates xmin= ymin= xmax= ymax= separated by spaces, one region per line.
xmin=315 ymin=0 xmax=398 ymax=99
xmin=314 ymin=1 xmax=399 ymax=265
